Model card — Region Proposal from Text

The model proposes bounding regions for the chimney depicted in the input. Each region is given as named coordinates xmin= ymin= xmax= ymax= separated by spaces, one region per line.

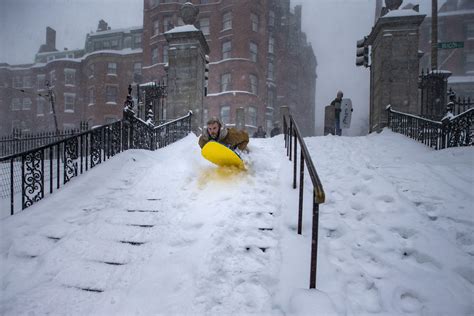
xmin=46 ymin=26 xmax=56 ymax=51
xmin=97 ymin=19 xmax=109 ymax=32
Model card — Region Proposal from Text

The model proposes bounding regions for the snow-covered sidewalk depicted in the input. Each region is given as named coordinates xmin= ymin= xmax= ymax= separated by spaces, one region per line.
xmin=0 ymin=131 xmax=472 ymax=315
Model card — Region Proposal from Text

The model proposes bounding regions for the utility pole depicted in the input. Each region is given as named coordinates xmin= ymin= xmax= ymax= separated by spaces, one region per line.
xmin=47 ymin=82 xmax=59 ymax=133
xmin=431 ymin=0 xmax=438 ymax=70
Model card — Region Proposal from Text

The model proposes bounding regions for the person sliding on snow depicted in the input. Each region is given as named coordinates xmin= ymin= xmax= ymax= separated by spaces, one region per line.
xmin=198 ymin=117 xmax=249 ymax=152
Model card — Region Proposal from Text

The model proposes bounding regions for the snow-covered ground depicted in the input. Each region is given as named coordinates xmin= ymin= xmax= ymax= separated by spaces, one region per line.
xmin=0 ymin=130 xmax=472 ymax=315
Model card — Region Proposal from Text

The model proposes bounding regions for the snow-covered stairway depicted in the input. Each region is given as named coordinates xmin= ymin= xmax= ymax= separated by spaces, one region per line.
xmin=0 ymin=134 xmax=290 ymax=315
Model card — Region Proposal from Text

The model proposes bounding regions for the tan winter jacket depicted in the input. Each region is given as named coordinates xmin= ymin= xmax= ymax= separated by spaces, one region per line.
xmin=199 ymin=126 xmax=249 ymax=151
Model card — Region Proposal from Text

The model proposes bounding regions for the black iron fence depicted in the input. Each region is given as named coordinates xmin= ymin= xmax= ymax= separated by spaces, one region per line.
xmin=0 ymin=126 xmax=88 ymax=158
xmin=1 ymin=90 xmax=192 ymax=218
xmin=387 ymin=105 xmax=473 ymax=150
xmin=283 ymin=114 xmax=325 ymax=289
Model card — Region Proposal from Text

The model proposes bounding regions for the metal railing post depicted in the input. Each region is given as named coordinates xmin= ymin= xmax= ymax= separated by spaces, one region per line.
xmin=298 ymin=151 xmax=304 ymax=235
xmin=309 ymin=190 xmax=320 ymax=289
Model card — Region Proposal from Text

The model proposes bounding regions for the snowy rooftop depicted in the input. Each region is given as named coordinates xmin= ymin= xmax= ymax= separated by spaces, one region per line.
xmin=164 ymin=24 xmax=199 ymax=34
xmin=88 ymin=26 xmax=142 ymax=37
xmin=383 ymin=9 xmax=424 ymax=18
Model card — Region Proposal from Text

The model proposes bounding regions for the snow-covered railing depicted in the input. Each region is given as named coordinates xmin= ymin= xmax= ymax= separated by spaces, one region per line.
xmin=387 ymin=105 xmax=473 ymax=149
xmin=1 ymin=87 xmax=192 ymax=217
xmin=283 ymin=114 xmax=326 ymax=289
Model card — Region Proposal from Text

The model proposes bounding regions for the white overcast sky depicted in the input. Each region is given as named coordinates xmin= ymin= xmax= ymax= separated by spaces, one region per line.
xmin=0 ymin=0 xmax=442 ymax=135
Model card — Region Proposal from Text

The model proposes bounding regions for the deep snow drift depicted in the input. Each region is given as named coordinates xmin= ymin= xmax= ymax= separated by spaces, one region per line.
xmin=0 ymin=130 xmax=472 ymax=315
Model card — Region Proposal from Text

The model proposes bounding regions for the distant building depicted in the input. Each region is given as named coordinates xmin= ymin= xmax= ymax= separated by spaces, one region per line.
xmin=0 ymin=23 xmax=142 ymax=135
xmin=142 ymin=0 xmax=317 ymax=136
xmin=419 ymin=0 xmax=474 ymax=99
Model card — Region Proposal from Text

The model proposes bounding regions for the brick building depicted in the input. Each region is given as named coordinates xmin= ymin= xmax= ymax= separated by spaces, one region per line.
xmin=142 ymin=0 xmax=317 ymax=136
xmin=0 ymin=23 xmax=142 ymax=135
xmin=418 ymin=0 xmax=474 ymax=99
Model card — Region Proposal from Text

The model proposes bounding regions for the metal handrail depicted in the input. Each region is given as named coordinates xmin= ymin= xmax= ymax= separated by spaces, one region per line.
xmin=283 ymin=114 xmax=325 ymax=289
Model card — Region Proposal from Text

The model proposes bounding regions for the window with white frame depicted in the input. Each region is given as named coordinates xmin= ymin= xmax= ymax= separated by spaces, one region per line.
xmin=466 ymin=52 xmax=474 ymax=73
xmin=152 ymin=47 xmax=159 ymax=64
xmin=22 ymin=98 xmax=32 ymax=110
xmin=220 ymin=105 xmax=230 ymax=124
xmin=251 ymin=13 xmax=259 ymax=32
xmin=64 ymin=69 xmax=76 ymax=85
xmin=268 ymin=36 xmax=275 ymax=54
xmin=267 ymin=89 xmax=275 ymax=108
xmin=163 ymin=46 xmax=169 ymax=63
xmin=64 ymin=93 xmax=75 ymax=112
xmin=88 ymin=63 xmax=95 ymax=77
xmin=250 ymin=42 xmax=258 ymax=62
xmin=164 ymin=16 xmax=174 ymax=31
xmin=13 ymin=77 xmax=22 ymax=88
xmin=249 ymin=74 xmax=258 ymax=95
xmin=133 ymin=62 xmax=142 ymax=75
xmin=269 ymin=10 xmax=275 ymax=27
xmin=89 ymin=87 xmax=95 ymax=105
xmin=247 ymin=106 xmax=257 ymax=127
xmin=49 ymin=70 xmax=56 ymax=85
xmin=37 ymin=97 xmax=45 ymax=115
xmin=466 ymin=23 xmax=474 ymax=39
xmin=220 ymin=73 xmax=231 ymax=92
xmin=222 ymin=12 xmax=232 ymax=30
xmin=268 ymin=61 xmax=274 ymax=80
xmin=222 ymin=40 xmax=232 ymax=59
xmin=11 ymin=98 xmax=21 ymax=111
xmin=23 ymin=76 xmax=32 ymax=88
xmin=37 ymin=74 xmax=46 ymax=90
xmin=199 ymin=18 xmax=210 ymax=35
xmin=107 ymin=62 xmax=117 ymax=75
xmin=106 ymin=86 xmax=118 ymax=103
xmin=153 ymin=19 xmax=160 ymax=36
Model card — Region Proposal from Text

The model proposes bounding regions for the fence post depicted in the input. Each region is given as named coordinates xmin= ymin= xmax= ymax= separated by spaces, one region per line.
xmin=298 ymin=151 xmax=304 ymax=235
xmin=309 ymin=189 xmax=320 ymax=289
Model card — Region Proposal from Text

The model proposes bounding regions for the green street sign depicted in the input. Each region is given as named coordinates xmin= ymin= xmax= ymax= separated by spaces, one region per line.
xmin=438 ymin=42 xmax=464 ymax=49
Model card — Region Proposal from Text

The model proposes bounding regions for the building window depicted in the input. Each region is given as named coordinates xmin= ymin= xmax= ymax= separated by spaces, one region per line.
xmin=267 ymin=89 xmax=275 ymax=109
xmin=64 ymin=69 xmax=76 ymax=85
xmin=47 ymin=55 xmax=54 ymax=62
xmin=13 ymin=77 xmax=22 ymax=88
xmin=220 ymin=105 xmax=230 ymax=124
xmin=107 ymin=62 xmax=117 ymax=75
xmin=89 ymin=87 xmax=95 ymax=105
xmin=466 ymin=23 xmax=474 ymax=39
xmin=153 ymin=19 xmax=160 ymax=36
xmin=220 ymin=73 xmax=231 ymax=92
xmin=49 ymin=70 xmax=56 ymax=85
xmin=268 ymin=36 xmax=275 ymax=54
xmin=134 ymin=35 xmax=142 ymax=47
xmin=163 ymin=46 xmax=169 ymax=63
xmin=133 ymin=62 xmax=142 ymax=75
xmin=106 ymin=86 xmax=118 ymax=103
xmin=466 ymin=52 xmax=474 ymax=73
xmin=268 ymin=61 xmax=274 ymax=80
xmin=152 ymin=47 xmax=159 ymax=64
xmin=88 ymin=63 xmax=95 ymax=77
xmin=22 ymin=98 xmax=32 ymax=110
xmin=149 ymin=0 xmax=160 ymax=8
xmin=251 ymin=13 xmax=259 ymax=32
xmin=64 ymin=93 xmax=75 ymax=112
xmin=94 ymin=41 xmax=102 ymax=50
xmin=222 ymin=12 xmax=232 ymax=30
xmin=37 ymin=97 xmax=45 ymax=115
xmin=249 ymin=74 xmax=258 ymax=95
xmin=250 ymin=42 xmax=258 ymax=62
xmin=247 ymin=106 xmax=257 ymax=127
xmin=23 ymin=76 xmax=32 ymax=88
xmin=37 ymin=74 xmax=46 ymax=90
xmin=11 ymin=98 xmax=21 ymax=111
xmin=269 ymin=10 xmax=275 ymax=27
xmin=111 ymin=39 xmax=119 ymax=49
xmin=164 ymin=16 xmax=174 ymax=31
xmin=199 ymin=18 xmax=210 ymax=35
xmin=222 ymin=40 xmax=232 ymax=59
xmin=103 ymin=41 xmax=111 ymax=49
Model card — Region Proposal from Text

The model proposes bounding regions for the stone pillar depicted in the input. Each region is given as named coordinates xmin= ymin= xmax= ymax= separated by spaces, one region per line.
xmin=367 ymin=10 xmax=425 ymax=132
xmin=235 ymin=107 xmax=245 ymax=130
xmin=164 ymin=3 xmax=210 ymax=134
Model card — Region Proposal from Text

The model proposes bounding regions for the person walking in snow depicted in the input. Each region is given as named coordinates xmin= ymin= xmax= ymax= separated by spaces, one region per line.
xmin=330 ymin=90 xmax=343 ymax=136
xmin=199 ymin=117 xmax=249 ymax=151
xmin=253 ymin=126 xmax=266 ymax=138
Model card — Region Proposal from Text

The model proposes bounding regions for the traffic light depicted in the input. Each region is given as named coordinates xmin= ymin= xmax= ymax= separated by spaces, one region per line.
xmin=204 ymin=54 xmax=209 ymax=96
xmin=356 ymin=37 xmax=369 ymax=68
